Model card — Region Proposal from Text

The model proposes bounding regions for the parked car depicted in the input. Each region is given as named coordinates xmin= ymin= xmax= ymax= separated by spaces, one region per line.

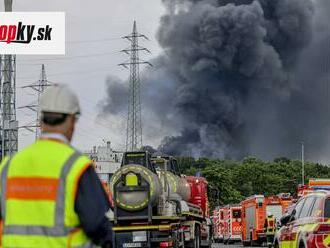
xmin=274 ymin=191 xmax=330 ymax=248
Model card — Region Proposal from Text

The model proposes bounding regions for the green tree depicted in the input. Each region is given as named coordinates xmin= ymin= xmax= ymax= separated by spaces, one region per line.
xmin=177 ymin=156 xmax=330 ymax=208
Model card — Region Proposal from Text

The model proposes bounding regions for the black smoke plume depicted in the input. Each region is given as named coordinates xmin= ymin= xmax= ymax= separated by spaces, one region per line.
xmin=101 ymin=0 xmax=330 ymax=161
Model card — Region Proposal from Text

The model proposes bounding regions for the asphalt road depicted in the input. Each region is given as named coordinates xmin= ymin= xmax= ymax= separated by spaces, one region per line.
xmin=212 ymin=242 xmax=264 ymax=248
xmin=212 ymin=243 xmax=243 ymax=248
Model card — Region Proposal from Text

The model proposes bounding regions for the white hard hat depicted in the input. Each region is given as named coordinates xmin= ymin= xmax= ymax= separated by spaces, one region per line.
xmin=40 ymin=84 xmax=80 ymax=115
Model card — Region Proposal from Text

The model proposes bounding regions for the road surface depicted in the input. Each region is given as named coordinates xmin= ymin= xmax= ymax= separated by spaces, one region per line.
xmin=212 ymin=243 xmax=265 ymax=248
xmin=212 ymin=243 xmax=243 ymax=248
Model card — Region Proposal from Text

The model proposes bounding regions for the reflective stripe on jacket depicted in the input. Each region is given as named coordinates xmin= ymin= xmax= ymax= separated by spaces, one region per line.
xmin=0 ymin=139 xmax=93 ymax=247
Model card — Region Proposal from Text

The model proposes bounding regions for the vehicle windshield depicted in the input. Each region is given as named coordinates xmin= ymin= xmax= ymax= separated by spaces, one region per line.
xmin=123 ymin=152 xmax=147 ymax=167
xmin=233 ymin=210 xmax=241 ymax=218
xmin=153 ymin=161 xmax=166 ymax=171
xmin=325 ymin=198 xmax=330 ymax=218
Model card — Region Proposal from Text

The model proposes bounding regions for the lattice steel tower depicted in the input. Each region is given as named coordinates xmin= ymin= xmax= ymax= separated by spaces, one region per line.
xmin=119 ymin=21 xmax=151 ymax=151
xmin=19 ymin=64 xmax=51 ymax=140
xmin=0 ymin=0 xmax=18 ymax=159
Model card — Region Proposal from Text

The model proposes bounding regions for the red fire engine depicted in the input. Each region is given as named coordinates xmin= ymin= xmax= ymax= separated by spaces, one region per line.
xmin=241 ymin=194 xmax=292 ymax=246
xmin=212 ymin=208 xmax=221 ymax=242
xmin=212 ymin=205 xmax=241 ymax=244
xmin=222 ymin=205 xmax=242 ymax=244
xmin=212 ymin=207 xmax=225 ymax=243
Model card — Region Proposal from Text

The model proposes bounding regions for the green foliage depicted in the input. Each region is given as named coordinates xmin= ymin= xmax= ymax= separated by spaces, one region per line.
xmin=177 ymin=156 xmax=330 ymax=208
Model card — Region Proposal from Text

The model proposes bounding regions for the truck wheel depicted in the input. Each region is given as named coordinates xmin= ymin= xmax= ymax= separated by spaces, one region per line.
xmin=185 ymin=226 xmax=201 ymax=248
xmin=242 ymin=241 xmax=250 ymax=247
xmin=194 ymin=225 xmax=201 ymax=248
xmin=250 ymin=232 xmax=255 ymax=247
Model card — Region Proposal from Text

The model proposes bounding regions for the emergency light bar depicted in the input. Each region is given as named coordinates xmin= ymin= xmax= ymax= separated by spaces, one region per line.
xmin=310 ymin=186 xmax=330 ymax=190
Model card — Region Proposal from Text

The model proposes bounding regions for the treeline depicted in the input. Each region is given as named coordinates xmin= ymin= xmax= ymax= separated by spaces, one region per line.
xmin=177 ymin=157 xmax=330 ymax=209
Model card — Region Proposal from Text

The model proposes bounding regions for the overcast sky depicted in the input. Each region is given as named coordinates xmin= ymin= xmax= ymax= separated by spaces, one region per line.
xmin=0 ymin=0 xmax=165 ymax=152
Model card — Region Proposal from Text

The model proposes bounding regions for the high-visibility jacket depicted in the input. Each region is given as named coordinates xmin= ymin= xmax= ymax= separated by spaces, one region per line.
xmin=0 ymin=139 xmax=93 ymax=247
xmin=264 ymin=216 xmax=276 ymax=235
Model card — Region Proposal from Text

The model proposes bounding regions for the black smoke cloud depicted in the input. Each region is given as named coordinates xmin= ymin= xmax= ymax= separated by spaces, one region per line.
xmin=100 ymin=76 xmax=128 ymax=115
xmin=101 ymin=0 xmax=330 ymax=161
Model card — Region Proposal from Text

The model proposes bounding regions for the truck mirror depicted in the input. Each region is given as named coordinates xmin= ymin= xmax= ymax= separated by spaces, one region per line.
xmin=280 ymin=214 xmax=291 ymax=226
xmin=280 ymin=209 xmax=296 ymax=226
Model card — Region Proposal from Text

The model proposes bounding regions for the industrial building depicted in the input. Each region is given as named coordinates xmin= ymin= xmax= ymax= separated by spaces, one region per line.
xmin=84 ymin=141 xmax=123 ymax=184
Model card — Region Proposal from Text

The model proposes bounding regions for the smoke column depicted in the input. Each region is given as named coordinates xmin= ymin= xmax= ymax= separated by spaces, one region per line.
xmin=100 ymin=0 xmax=330 ymax=161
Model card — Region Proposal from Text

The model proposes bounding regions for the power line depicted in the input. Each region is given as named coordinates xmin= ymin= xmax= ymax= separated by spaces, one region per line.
xmin=67 ymin=37 xmax=121 ymax=44
xmin=17 ymin=66 xmax=115 ymax=80
xmin=18 ymin=51 xmax=119 ymax=63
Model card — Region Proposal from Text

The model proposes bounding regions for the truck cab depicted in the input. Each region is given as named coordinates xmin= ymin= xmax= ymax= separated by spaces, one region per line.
xmin=151 ymin=154 xmax=181 ymax=176
xmin=122 ymin=151 xmax=156 ymax=173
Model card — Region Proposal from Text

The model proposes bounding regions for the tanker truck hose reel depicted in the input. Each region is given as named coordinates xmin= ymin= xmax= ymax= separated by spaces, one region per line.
xmin=113 ymin=169 xmax=153 ymax=224
xmin=111 ymin=164 xmax=161 ymax=212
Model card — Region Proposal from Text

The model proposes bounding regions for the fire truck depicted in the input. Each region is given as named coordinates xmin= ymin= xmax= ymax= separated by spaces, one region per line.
xmin=241 ymin=194 xmax=292 ymax=246
xmin=222 ymin=205 xmax=242 ymax=244
xmin=212 ymin=207 xmax=225 ymax=243
xmin=217 ymin=208 xmax=225 ymax=243
xmin=109 ymin=151 xmax=212 ymax=248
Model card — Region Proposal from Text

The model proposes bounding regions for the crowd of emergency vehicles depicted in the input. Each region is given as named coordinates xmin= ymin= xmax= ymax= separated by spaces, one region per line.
xmin=92 ymin=148 xmax=330 ymax=248
xmin=211 ymin=178 xmax=330 ymax=247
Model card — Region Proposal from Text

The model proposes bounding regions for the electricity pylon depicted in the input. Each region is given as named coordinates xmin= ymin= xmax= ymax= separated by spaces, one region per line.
xmin=19 ymin=64 xmax=51 ymax=139
xmin=119 ymin=21 xmax=152 ymax=151
xmin=0 ymin=0 xmax=18 ymax=159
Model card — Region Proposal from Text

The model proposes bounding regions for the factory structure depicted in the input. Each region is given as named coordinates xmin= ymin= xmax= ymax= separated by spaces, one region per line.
xmin=84 ymin=141 xmax=123 ymax=184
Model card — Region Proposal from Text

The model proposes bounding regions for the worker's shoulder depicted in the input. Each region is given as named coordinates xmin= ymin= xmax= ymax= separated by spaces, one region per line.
xmin=11 ymin=141 xmax=81 ymax=161
xmin=1 ymin=141 xmax=92 ymax=166
xmin=70 ymin=149 xmax=94 ymax=176
xmin=33 ymin=139 xmax=80 ymax=156
xmin=76 ymin=151 xmax=93 ymax=163
xmin=0 ymin=156 xmax=10 ymax=172
xmin=0 ymin=144 xmax=35 ymax=172
xmin=71 ymin=147 xmax=93 ymax=165
xmin=8 ymin=142 xmax=37 ymax=160
xmin=49 ymin=143 xmax=93 ymax=165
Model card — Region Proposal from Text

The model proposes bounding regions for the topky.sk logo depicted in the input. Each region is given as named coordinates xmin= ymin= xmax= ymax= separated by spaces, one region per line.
xmin=0 ymin=22 xmax=53 ymax=44
xmin=0 ymin=12 xmax=65 ymax=55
